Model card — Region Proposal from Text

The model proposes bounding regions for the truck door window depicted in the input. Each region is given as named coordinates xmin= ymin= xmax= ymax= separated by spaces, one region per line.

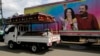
xmin=8 ymin=27 xmax=15 ymax=32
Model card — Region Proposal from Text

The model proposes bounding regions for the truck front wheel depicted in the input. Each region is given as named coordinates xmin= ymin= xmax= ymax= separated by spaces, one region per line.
xmin=31 ymin=44 xmax=40 ymax=53
xmin=8 ymin=42 xmax=16 ymax=49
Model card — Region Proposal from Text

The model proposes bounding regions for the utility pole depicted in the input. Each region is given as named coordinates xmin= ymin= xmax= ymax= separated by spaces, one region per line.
xmin=0 ymin=0 xmax=4 ymax=28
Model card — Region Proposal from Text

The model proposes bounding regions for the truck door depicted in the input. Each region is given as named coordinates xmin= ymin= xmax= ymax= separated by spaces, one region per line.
xmin=4 ymin=26 xmax=15 ymax=43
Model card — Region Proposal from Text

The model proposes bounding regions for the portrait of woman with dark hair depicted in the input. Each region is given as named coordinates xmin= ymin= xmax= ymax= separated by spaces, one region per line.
xmin=61 ymin=8 xmax=78 ymax=30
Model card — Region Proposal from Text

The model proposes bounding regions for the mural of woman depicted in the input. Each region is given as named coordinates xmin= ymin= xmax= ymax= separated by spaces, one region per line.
xmin=62 ymin=8 xmax=78 ymax=31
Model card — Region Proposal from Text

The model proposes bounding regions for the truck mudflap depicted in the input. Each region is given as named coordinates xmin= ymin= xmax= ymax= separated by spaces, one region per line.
xmin=47 ymin=42 xmax=52 ymax=46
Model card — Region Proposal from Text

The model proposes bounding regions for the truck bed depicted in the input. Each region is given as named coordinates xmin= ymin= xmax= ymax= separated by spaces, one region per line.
xmin=17 ymin=36 xmax=48 ymax=43
xmin=17 ymin=34 xmax=60 ymax=43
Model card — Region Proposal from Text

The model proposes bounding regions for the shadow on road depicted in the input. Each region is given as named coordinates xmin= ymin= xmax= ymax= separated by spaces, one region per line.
xmin=0 ymin=42 xmax=53 ymax=55
xmin=0 ymin=42 xmax=100 ymax=54
xmin=54 ymin=43 xmax=100 ymax=54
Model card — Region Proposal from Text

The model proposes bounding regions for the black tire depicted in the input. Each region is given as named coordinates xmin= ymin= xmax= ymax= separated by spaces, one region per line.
xmin=31 ymin=44 xmax=40 ymax=53
xmin=8 ymin=41 xmax=16 ymax=49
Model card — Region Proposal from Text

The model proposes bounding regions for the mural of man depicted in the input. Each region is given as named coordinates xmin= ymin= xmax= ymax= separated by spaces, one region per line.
xmin=76 ymin=4 xmax=99 ymax=30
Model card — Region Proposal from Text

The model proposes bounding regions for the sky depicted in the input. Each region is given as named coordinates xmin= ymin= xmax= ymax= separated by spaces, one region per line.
xmin=2 ymin=0 xmax=64 ymax=18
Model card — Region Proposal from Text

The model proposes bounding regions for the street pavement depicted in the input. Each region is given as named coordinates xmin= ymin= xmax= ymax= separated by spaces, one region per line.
xmin=0 ymin=42 xmax=100 ymax=56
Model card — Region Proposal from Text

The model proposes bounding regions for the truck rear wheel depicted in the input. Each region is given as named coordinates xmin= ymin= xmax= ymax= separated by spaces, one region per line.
xmin=31 ymin=44 xmax=40 ymax=53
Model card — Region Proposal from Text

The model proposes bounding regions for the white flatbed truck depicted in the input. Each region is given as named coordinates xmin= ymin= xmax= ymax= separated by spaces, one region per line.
xmin=4 ymin=13 xmax=60 ymax=53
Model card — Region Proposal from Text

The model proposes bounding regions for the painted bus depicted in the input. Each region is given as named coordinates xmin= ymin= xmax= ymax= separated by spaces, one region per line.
xmin=24 ymin=0 xmax=100 ymax=46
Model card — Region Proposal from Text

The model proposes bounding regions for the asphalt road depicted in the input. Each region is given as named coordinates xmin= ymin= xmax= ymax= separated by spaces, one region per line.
xmin=0 ymin=42 xmax=100 ymax=56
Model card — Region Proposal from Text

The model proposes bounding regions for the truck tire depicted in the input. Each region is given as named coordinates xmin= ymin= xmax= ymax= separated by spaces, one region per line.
xmin=8 ymin=41 xmax=16 ymax=49
xmin=44 ymin=45 xmax=50 ymax=50
xmin=31 ymin=44 xmax=40 ymax=53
